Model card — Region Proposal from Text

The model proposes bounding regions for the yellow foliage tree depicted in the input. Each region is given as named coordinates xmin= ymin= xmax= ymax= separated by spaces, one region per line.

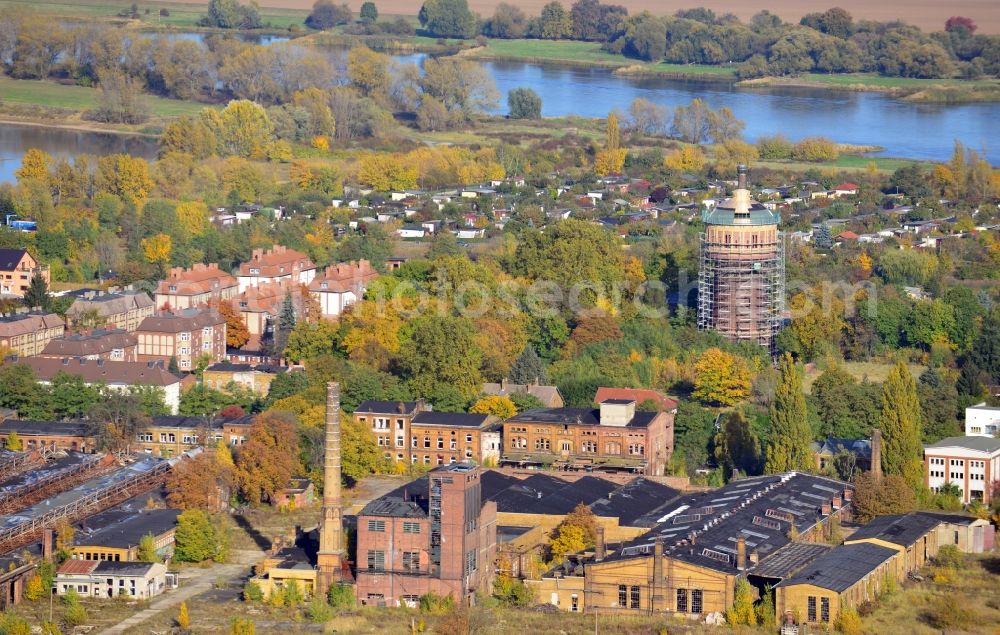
xmin=15 ymin=148 xmax=52 ymax=184
xmin=340 ymin=300 xmax=403 ymax=370
xmin=96 ymin=154 xmax=153 ymax=209
xmin=665 ymin=146 xmax=706 ymax=173
xmin=693 ymin=347 xmax=751 ymax=406
xmin=24 ymin=574 xmax=44 ymax=601
xmin=856 ymin=252 xmax=873 ymax=277
xmin=358 ymin=153 xmax=418 ymax=191
xmin=347 ymin=46 xmax=391 ymax=98
xmin=175 ymin=201 xmax=209 ymax=237
xmin=470 ymin=395 xmax=517 ymax=420
xmin=141 ymin=233 xmax=173 ymax=267
xmin=594 ymin=148 xmax=627 ymax=175
xmin=787 ymin=288 xmax=846 ymax=360
xmin=606 ymin=111 xmax=620 ymax=151
xmin=177 ymin=601 xmax=190 ymax=629
xmin=548 ymin=524 xmax=585 ymax=564
xmin=311 ymin=136 xmax=329 ymax=151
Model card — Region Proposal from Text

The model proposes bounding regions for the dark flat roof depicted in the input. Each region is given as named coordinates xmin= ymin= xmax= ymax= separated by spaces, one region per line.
xmin=776 ymin=542 xmax=898 ymax=592
xmin=93 ymin=561 xmax=159 ymax=576
xmin=354 ymin=401 xmax=419 ymax=415
xmin=74 ymin=509 xmax=180 ymax=549
xmin=411 ymin=412 xmax=494 ymax=428
xmin=0 ymin=419 xmax=90 ymax=437
xmin=846 ymin=512 xmax=943 ymax=547
xmin=750 ymin=542 xmax=832 ymax=579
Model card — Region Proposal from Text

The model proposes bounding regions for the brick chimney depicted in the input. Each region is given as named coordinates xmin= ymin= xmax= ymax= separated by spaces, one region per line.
xmin=316 ymin=382 xmax=344 ymax=595
xmin=42 ymin=528 xmax=54 ymax=560
xmin=652 ymin=536 xmax=664 ymax=583
xmin=595 ymin=526 xmax=606 ymax=562
xmin=736 ymin=535 xmax=746 ymax=571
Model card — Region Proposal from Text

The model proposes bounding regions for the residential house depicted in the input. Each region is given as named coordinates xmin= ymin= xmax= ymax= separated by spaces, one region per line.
xmin=64 ymin=290 xmax=155 ymax=332
xmin=0 ymin=419 xmax=94 ymax=453
xmin=7 ymin=357 xmax=187 ymax=414
xmin=154 ymin=263 xmax=238 ymax=310
xmin=55 ymin=560 xmax=169 ymax=599
xmin=501 ymin=400 xmax=673 ymax=475
xmin=136 ymin=309 xmax=227 ymax=371
xmin=406 ymin=411 xmax=501 ymax=466
xmin=235 ymin=281 xmax=295 ymax=350
xmin=397 ymin=226 xmax=426 ymax=239
xmin=238 ymin=245 xmax=316 ymax=292
xmin=964 ymin=402 xmax=1000 ymax=436
xmin=832 ymin=182 xmax=860 ymax=197
xmin=924 ymin=435 xmax=1000 ymax=504
xmin=0 ymin=248 xmax=49 ymax=298
xmin=39 ymin=329 xmax=137 ymax=362
xmin=203 ymin=362 xmax=285 ymax=396
xmin=811 ymin=437 xmax=872 ymax=474
xmin=481 ymin=379 xmax=564 ymax=408
xmin=71 ymin=509 xmax=180 ymax=562
xmin=355 ymin=464 xmax=497 ymax=606
xmin=308 ymin=260 xmax=379 ymax=318
xmin=0 ymin=311 xmax=65 ymax=357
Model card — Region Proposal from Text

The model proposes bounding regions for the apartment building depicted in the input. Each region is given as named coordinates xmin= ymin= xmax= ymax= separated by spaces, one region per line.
xmin=308 ymin=260 xmax=379 ymax=318
xmin=39 ymin=329 xmax=138 ymax=362
xmin=136 ymin=309 xmax=226 ymax=371
xmin=0 ymin=311 xmax=65 ymax=357
xmin=406 ymin=412 xmax=501 ymax=466
xmin=238 ymin=245 xmax=316 ymax=292
xmin=0 ymin=248 xmax=49 ymax=298
xmin=154 ymin=263 xmax=238 ymax=310
xmin=965 ymin=402 xmax=1000 ymax=437
xmin=64 ymin=289 xmax=155 ymax=332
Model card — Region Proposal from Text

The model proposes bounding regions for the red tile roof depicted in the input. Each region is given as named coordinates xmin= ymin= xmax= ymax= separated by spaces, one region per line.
xmin=155 ymin=263 xmax=236 ymax=297
xmin=308 ymin=260 xmax=378 ymax=294
xmin=239 ymin=245 xmax=315 ymax=278
xmin=834 ymin=183 xmax=860 ymax=191
xmin=594 ymin=387 xmax=678 ymax=411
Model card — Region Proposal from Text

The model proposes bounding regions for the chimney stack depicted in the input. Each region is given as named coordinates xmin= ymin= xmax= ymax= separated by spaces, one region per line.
xmin=42 ymin=528 xmax=54 ymax=560
xmin=316 ymin=382 xmax=344 ymax=595
xmin=871 ymin=428 xmax=883 ymax=482
xmin=736 ymin=535 xmax=747 ymax=571
xmin=595 ymin=526 xmax=606 ymax=562
xmin=653 ymin=536 xmax=664 ymax=583
xmin=737 ymin=164 xmax=748 ymax=190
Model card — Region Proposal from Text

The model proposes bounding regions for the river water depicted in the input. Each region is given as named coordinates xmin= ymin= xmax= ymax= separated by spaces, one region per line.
xmin=1 ymin=49 xmax=997 ymax=186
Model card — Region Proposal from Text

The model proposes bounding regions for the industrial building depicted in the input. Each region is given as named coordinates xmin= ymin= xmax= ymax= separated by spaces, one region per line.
xmin=698 ymin=165 xmax=785 ymax=353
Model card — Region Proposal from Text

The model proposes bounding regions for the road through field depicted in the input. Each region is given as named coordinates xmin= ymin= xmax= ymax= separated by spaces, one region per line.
xmin=160 ymin=0 xmax=1000 ymax=34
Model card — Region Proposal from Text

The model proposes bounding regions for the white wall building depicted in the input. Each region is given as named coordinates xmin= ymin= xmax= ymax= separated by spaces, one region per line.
xmin=924 ymin=436 xmax=1000 ymax=505
xmin=965 ymin=402 xmax=1000 ymax=437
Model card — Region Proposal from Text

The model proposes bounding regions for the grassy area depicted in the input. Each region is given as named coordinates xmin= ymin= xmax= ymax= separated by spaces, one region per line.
xmin=0 ymin=0 xmax=309 ymax=29
xmin=0 ymin=77 xmax=206 ymax=119
xmin=756 ymin=154 xmax=925 ymax=174
xmin=802 ymin=361 xmax=926 ymax=393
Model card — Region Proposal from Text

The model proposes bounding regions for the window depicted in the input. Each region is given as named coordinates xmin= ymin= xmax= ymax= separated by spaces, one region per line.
xmin=534 ymin=438 xmax=550 ymax=450
xmin=366 ymin=550 xmax=385 ymax=571
xmin=691 ymin=590 xmax=703 ymax=614
xmin=179 ymin=347 xmax=190 ymax=355
xmin=402 ymin=595 xmax=419 ymax=608
xmin=249 ymin=268 xmax=260 ymax=274
xmin=402 ymin=522 xmax=421 ymax=534
xmin=367 ymin=520 xmax=385 ymax=532
xmin=411 ymin=436 xmax=418 ymax=448
xmin=629 ymin=444 xmax=644 ymax=456
xmin=396 ymin=436 xmax=404 ymax=448
xmin=111 ymin=349 xmax=123 ymax=360
xmin=465 ymin=434 xmax=473 ymax=443
xmin=571 ymin=594 xmax=579 ymax=612
xmin=424 ymin=437 xmax=431 ymax=449
xmin=820 ymin=597 xmax=829 ymax=622
xmin=437 ymin=438 xmax=444 ymax=449
xmin=402 ymin=551 xmax=420 ymax=572
xmin=677 ymin=589 xmax=688 ymax=612
xmin=630 ymin=586 xmax=640 ymax=609
xmin=465 ymin=550 xmax=477 ymax=575
xmin=582 ymin=441 xmax=596 ymax=453
xmin=180 ymin=332 xmax=190 ymax=341
xmin=605 ymin=442 xmax=621 ymax=454
xmin=375 ymin=418 xmax=389 ymax=430
xmin=618 ymin=585 xmax=627 ymax=607
xmin=807 ymin=596 xmax=817 ymax=622
xmin=560 ymin=441 xmax=572 ymax=452
xmin=396 ymin=419 xmax=404 ymax=429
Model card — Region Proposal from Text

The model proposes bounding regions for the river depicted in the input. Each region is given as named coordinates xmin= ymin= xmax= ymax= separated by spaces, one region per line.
xmin=1 ymin=50 xmax=997 ymax=186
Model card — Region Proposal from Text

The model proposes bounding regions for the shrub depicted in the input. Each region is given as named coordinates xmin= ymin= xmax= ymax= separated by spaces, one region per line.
xmin=308 ymin=596 xmax=332 ymax=622
xmin=791 ymin=137 xmax=839 ymax=162
xmin=934 ymin=544 xmax=965 ymax=569
xmin=508 ymin=87 xmax=542 ymax=119
xmin=757 ymin=134 xmax=793 ymax=159
xmin=925 ymin=595 xmax=972 ymax=629
xmin=419 ymin=591 xmax=456 ymax=614
xmin=65 ymin=604 xmax=88 ymax=628
xmin=835 ymin=606 xmax=862 ymax=635
xmin=328 ymin=583 xmax=355 ymax=609
xmin=243 ymin=580 xmax=264 ymax=603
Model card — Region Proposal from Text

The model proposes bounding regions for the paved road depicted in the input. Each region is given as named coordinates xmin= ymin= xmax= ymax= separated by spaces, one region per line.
xmin=96 ymin=550 xmax=264 ymax=635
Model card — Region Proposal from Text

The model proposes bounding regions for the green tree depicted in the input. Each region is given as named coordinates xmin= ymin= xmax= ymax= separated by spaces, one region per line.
xmin=419 ymin=0 xmax=477 ymax=38
xmin=538 ymin=1 xmax=572 ymax=38
xmin=328 ymin=583 xmax=355 ymax=609
xmin=508 ymin=346 xmax=545 ymax=384
xmin=968 ymin=307 xmax=1000 ymax=384
xmin=243 ymin=580 xmax=264 ymax=603
xmin=284 ymin=579 xmax=304 ymax=605
xmin=726 ymin=576 xmax=757 ymax=626
xmin=284 ymin=319 xmax=338 ymax=364
xmin=766 ymin=353 xmax=811 ymax=474
xmin=273 ymin=292 xmax=297 ymax=357
xmin=714 ymin=411 xmax=761 ymax=478
xmin=360 ymin=1 xmax=378 ymax=22
xmin=174 ymin=509 xmax=222 ymax=562
xmin=305 ymin=0 xmax=352 ymax=29
xmin=399 ymin=316 xmax=483 ymax=400
xmin=138 ymin=533 xmax=159 ymax=563
xmin=23 ymin=273 xmax=50 ymax=311
xmin=879 ymin=362 xmax=924 ymax=490
xmin=508 ymin=87 xmax=542 ymax=119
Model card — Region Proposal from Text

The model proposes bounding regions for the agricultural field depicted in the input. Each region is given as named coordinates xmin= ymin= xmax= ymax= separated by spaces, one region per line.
xmin=0 ymin=0 xmax=309 ymax=28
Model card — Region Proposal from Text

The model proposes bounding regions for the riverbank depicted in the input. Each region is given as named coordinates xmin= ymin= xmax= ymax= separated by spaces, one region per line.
xmin=456 ymin=39 xmax=1000 ymax=102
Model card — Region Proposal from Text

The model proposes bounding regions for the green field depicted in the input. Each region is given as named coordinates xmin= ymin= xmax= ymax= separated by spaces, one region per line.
xmin=0 ymin=0 xmax=309 ymax=29
xmin=0 ymin=77 xmax=207 ymax=118
xmin=756 ymin=155 xmax=923 ymax=174
xmin=802 ymin=361 xmax=926 ymax=393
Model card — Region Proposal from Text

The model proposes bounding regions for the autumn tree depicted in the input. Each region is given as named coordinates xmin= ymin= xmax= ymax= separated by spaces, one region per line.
xmin=305 ymin=0 xmax=353 ymax=29
xmin=341 ymin=414 xmax=390 ymax=484
xmin=470 ymin=395 xmax=517 ymax=420
xmin=15 ymin=149 xmax=52 ymax=184
xmin=215 ymin=300 xmax=249 ymax=349
xmin=166 ymin=451 xmax=232 ymax=510
xmin=347 ymin=47 xmax=391 ymax=99
xmin=203 ymin=100 xmax=274 ymax=159
xmin=693 ymin=348 xmax=751 ymax=406
xmin=671 ymin=98 xmax=711 ymax=144
xmin=96 ymin=154 xmax=153 ymax=209
xmin=727 ymin=577 xmax=757 ymax=626
xmin=558 ymin=502 xmax=599 ymax=546
xmin=138 ymin=534 xmax=159 ymax=563
xmin=851 ymin=472 xmax=916 ymax=523
xmin=174 ymin=509 xmax=223 ymax=562
xmin=233 ymin=412 xmax=300 ymax=505
xmin=606 ymin=111 xmax=620 ymax=150
xmin=141 ymin=233 xmax=173 ymax=273
xmin=177 ymin=602 xmax=190 ymax=630
xmin=879 ymin=362 xmax=924 ymax=490
xmin=548 ymin=524 xmax=585 ymax=564
xmin=765 ymin=353 xmax=812 ymax=474
xmin=5 ymin=431 xmax=22 ymax=451
xmin=358 ymin=153 xmax=418 ymax=191
xmin=91 ymin=70 xmax=149 ymax=124
xmin=664 ymin=146 xmax=706 ymax=173
xmin=24 ymin=574 xmax=45 ymax=601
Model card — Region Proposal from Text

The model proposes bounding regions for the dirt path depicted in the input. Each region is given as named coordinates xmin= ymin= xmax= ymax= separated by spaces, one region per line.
xmin=96 ymin=549 xmax=264 ymax=635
